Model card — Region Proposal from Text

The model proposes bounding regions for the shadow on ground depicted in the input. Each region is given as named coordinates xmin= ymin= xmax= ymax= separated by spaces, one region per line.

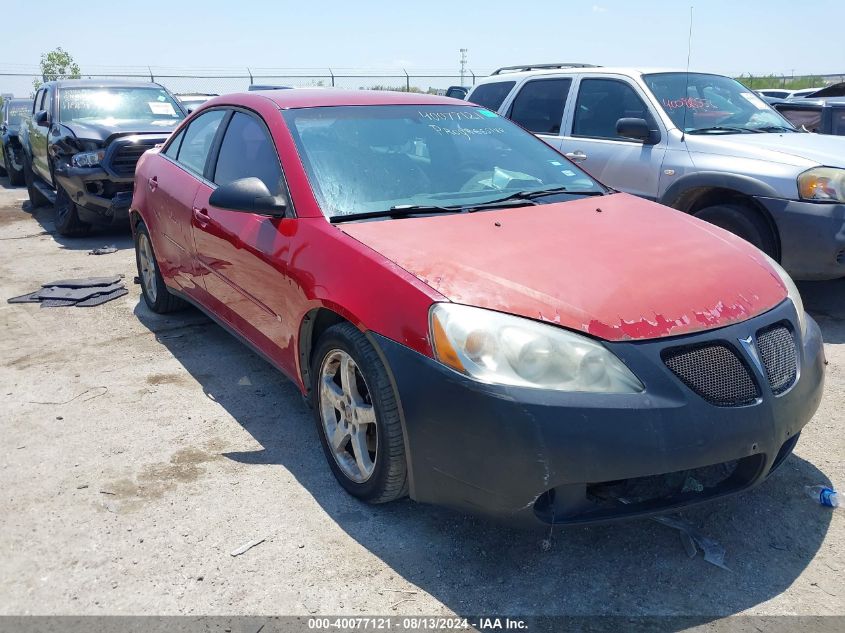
xmin=18 ymin=195 xmax=133 ymax=253
xmin=133 ymin=278 xmax=842 ymax=618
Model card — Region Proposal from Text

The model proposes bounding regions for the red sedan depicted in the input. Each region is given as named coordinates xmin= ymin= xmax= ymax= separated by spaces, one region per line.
xmin=131 ymin=89 xmax=824 ymax=525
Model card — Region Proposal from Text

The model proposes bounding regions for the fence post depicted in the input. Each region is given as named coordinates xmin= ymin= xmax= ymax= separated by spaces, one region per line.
xmin=247 ymin=67 xmax=254 ymax=86
xmin=470 ymin=70 xmax=476 ymax=85
xmin=403 ymin=68 xmax=410 ymax=92
xmin=328 ymin=68 xmax=335 ymax=87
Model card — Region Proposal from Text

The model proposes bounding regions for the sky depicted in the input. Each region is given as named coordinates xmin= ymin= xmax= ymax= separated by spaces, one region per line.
xmin=1 ymin=0 xmax=843 ymax=95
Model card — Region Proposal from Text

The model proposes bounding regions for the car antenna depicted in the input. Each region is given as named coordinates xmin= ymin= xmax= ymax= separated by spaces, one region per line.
xmin=681 ymin=6 xmax=694 ymax=143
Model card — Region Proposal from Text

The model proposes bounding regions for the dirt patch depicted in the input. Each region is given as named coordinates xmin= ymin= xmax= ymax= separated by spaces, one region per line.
xmin=146 ymin=372 xmax=190 ymax=386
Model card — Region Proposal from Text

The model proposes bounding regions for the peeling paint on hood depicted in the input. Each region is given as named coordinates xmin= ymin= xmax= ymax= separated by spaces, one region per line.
xmin=340 ymin=193 xmax=787 ymax=341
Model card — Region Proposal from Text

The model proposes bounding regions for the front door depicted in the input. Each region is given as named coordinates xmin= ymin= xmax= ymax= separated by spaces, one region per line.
xmin=558 ymin=76 xmax=667 ymax=199
xmin=190 ymin=110 xmax=297 ymax=375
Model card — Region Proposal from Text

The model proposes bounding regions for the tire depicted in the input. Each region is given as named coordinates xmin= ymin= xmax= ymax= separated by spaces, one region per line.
xmin=694 ymin=203 xmax=778 ymax=258
xmin=0 ymin=148 xmax=7 ymax=177
xmin=7 ymin=149 xmax=24 ymax=186
xmin=134 ymin=221 xmax=186 ymax=314
xmin=311 ymin=322 xmax=408 ymax=503
xmin=23 ymin=156 xmax=50 ymax=208
xmin=54 ymin=185 xmax=91 ymax=237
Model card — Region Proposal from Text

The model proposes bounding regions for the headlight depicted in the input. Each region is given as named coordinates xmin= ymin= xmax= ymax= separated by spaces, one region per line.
xmin=762 ymin=253 xmax=807 ymax=337
xmin=798 ymin=167 xmax=845 ymax=202
xmin=71 ymin=149 xmax=105 ymax=168
xmin=429 ymin=303 xmax=643 ymax=393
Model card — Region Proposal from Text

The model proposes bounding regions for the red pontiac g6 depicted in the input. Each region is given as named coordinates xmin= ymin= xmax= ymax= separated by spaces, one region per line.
xmin=131 ymin=90 xmax=824 ymax=525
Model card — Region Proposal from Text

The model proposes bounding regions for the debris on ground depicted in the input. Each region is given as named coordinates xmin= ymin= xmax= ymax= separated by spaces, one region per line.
xmin=652 ymin=514 xmax=731 ymax=571
xmin=230 ymin=537 xmax=267 ymax=557
xmin=7 ymin=276 xmax=127 ymax=308
xmin=88 ymin=246 xmax=117 ymax=255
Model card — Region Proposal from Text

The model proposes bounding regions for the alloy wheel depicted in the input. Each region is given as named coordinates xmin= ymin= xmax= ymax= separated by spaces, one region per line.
xmin=137 ymin=233 xmax=158 ymax=303
xmin=318 ymin=349 xmax=378 ymax=483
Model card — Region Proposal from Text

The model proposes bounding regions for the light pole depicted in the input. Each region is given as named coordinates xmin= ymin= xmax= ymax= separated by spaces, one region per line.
xmin=460 ymin=48 xmax=468 ymax=86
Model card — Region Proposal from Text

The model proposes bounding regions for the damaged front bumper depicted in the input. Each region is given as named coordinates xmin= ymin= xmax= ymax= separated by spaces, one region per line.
xmin=54 ymin=165 xmax=133 ymax=226
xmin=373 ymin=299 xmax=825 ymax=525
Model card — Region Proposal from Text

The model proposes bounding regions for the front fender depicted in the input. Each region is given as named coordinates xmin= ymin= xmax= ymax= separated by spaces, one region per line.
xmin=659 ymin=171 xmax=781 ymax=209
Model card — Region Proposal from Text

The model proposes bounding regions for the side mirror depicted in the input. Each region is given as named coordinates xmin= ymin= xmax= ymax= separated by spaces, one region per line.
xmin=35 ymin=110 xmax=51 ymax=127
xmin=208 ymin=177 xmax=287 ymax=216
xmin=616 ymin=117 xmax=660 ymax=144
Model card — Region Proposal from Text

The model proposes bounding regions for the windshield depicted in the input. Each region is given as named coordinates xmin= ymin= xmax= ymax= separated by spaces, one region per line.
xmin=6 ymin=101 xmax=30 ymax=126
xmin=58 ymin=87 xmax=184 ymax=124
xmin=283 ymin=105 xmax=604 ymax=219
xmin=644 ymin=73 xmax=795 ymax=133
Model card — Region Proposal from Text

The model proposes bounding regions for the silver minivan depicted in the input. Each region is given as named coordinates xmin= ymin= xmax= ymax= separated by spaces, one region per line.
xmin=468 ymin=65 xmax=845 ymax=280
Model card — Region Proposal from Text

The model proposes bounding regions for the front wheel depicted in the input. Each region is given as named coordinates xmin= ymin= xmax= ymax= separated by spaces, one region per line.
xmin=694 ymin=203 xmax=778 ymax=258
xmin=54 ymin=185 xmax=91 ymax=236
xmin=311 ymin=323 xmax=408 ymax=503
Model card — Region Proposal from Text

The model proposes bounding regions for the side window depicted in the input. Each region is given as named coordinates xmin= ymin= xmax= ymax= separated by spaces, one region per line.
xmin=213 ymin=112 xmax=282 ymax=194
xmin=176 ymin=110 xmax=226 ymax=175
xmin=572 ymin=78 xmax=653 ymax=140
xmin=776 ymin=108 xmax=822 ymax=133
xmin=163 ymin=129 xmax=185 ymax=159
xmin=508 ymin=78 xmax=572 ymax=135
xmin=468 ymin=81 xmax=516 ymax=111
xmin=33 ymin=90 xmax=44 ymax=113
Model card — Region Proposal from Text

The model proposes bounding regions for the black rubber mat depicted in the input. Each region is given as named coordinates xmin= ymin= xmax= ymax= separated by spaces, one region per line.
xmin=75 ymin=287 xmax=128 ymax=307
xmin=41 ymin=276 xmax=123 ymax=289
xmin=37 ymin=283 xmax=125 ymax=301
xmin=7 ymin=291 xmax=42 ymax=304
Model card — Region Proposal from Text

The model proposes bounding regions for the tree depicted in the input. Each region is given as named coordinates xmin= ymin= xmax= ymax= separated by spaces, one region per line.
xmin=33 ymin=47 xmax=81 ymax=91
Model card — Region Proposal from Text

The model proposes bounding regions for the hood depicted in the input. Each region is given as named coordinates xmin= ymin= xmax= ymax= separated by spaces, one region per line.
xmin=340 ymin=193 xmax=787 ymax=341
xmin=60 ymin=118 xmax=181 ymax=144
xmin=687 ymin=131 xmax=845 ymax=168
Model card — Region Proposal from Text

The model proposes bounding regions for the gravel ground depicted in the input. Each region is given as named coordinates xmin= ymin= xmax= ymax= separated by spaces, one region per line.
xmin=0 ymin=177 xmax=842 ymax=619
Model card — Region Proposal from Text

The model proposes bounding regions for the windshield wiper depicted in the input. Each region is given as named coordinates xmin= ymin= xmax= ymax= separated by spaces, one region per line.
xmin=330 ymin=204 xmax=462 ymax=223
xmin=755 ymin=125 xmax=796 ymax=133
xmin=469 ymin=186 xmax=605 ymax=209
xmin=687 ymin=126 xmax=763 ymax=134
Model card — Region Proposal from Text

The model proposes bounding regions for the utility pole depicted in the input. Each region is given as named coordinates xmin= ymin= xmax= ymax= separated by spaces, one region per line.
xmin=460 ymin=48 xmax=468 ymax=86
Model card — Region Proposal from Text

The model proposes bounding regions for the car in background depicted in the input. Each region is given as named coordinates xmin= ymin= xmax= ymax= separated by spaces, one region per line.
xmin=773 ymin=97 xmax=845 ymax=136
xmin=0 ymin=97 xmax=29 ymax=185
xmin=444 ymin=86 xmax=469 ymax=100
xmin=130 ymin=89 xmax=823 ymax=525
xmin=790 ymin=87 xmax=827 ymax=98
xmin=247 ymin=84 xmax=293 ymax=91
xmin=468 ymin=65 xmax=845 ymax=280
xmin=757 ymin=89 xmax=794 ymax=100
xmin=175 ymin=93 xmax=217 ymax=113
xmin=19 ymin=80 xmax=186 ymax=235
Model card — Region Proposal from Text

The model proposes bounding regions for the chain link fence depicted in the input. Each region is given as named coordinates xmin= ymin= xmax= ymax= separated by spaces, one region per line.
xmin=0 ymin=68 xmax=488 ymax=99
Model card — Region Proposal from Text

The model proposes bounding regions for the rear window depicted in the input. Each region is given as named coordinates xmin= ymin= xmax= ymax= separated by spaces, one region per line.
xmin=508 ymin=78 xmax=572 ymax=135
xmin=834 ymin=110 xmax=845 ymax=135
xmin=468 ymin=81 xmax=515 ymax=111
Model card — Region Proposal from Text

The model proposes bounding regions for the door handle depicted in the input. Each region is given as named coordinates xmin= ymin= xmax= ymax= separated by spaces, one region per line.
xmin=147 ymin=176 xmax=158 ymax=191
xmin=192 ymin=206 xmax=210 ymax=227
xmin=564 ymin=151 xmax=588 ymax=163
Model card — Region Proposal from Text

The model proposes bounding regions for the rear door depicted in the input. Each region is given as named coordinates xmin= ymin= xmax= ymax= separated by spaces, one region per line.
xmin=558 ymin=75 xmax=667 ymax=199
xmin=190 ymin=109 xmax=296 ymax=372
xmin=504 ymin=77 xmax=573 ymax=148
xmin=148 ymin=109 xmax=226 ymax=292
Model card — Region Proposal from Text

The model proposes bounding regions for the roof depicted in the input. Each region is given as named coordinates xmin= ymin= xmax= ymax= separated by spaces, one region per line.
xmin=471 ymin=67 xmax=701 ymax=85
xmin=43 ymin=79 xmax=165 ymax=89
xmin=208 ymin=88 xmax=465 ymax=109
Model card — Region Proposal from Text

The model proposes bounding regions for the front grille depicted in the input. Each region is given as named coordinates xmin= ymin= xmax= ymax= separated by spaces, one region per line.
xmin=756 ymin=324 xmax=798 ymax=394
xmin=107 ymin=139 xmax=160 ymax=177
xmin=663 ymin=343 xmax=759 ymax=406
xmin=837 ymin=248 xmax=845 ymax=265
